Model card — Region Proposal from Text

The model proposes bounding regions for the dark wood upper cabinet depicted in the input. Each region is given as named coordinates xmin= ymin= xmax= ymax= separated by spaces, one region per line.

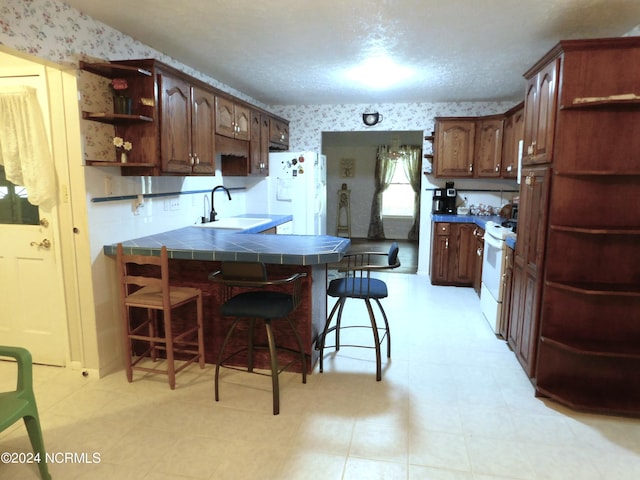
xmin=80 ymin=59 xmax=287 ymax=176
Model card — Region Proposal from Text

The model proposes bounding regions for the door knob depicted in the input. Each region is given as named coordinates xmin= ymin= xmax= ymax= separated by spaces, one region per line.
xmin=30 ymin=239 xmax=51 ymax=249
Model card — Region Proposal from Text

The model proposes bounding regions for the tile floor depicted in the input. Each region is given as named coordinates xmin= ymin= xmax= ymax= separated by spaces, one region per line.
xmin=1 ymin=273 xmax=640 ymax=479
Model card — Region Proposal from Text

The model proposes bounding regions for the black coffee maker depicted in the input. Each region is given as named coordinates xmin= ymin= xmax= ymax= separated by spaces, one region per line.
xmin=444 ymin=182 xmax=457 ymax=214
xmin=432 ymin=182 xmax=458 ymax=214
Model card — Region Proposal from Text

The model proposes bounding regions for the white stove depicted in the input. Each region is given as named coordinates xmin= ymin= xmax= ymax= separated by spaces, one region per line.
xmin=484 ymin=220 xmax=514 ymax=240
xmin=480 ymin=221 xmax=514 ymax=335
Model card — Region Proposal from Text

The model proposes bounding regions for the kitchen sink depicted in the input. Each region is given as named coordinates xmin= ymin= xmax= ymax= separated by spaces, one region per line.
xmin=193 ymin=217 xmax=269 ymax=230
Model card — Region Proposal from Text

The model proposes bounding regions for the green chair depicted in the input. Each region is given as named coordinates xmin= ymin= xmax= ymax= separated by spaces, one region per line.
xmin=0 ymin=346 xmax=51 ymax=480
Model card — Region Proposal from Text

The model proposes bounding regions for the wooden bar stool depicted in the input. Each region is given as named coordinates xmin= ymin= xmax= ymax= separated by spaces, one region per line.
xmin=209 ymin=262 xmax=307 ymax=415
xmin=116 ymin=244 xmax=205 ymax=389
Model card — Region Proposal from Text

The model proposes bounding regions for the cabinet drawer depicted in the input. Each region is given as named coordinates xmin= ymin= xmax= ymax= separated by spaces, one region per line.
xmin=436 ymin=223 xmax=450 ymax=235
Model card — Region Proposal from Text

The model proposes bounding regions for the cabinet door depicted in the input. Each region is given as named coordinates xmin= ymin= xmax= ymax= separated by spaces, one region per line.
xmin=234 ymin=104 xmax=251 ymax=141
xmin=523 ymin=59 xmax=559 ymax=166
xmin=431 ymin=235 xmax=451 ymax=284
xmin=508 ymin=256 xmax=525 ymax=350
xmin=269 ymin=118 xmax=289 ymax=147
xmin=453 ymin=223 xmax=476 ymax=284
xmin=260 ymin=115 xmax=270 ymax=175
xmin=160 ymin=74 xmax=192 ymax=173
xmin=430 ymin=223 xmax=451 ymax=284
xmin=520 ymin=166 xmax=551 ymax=272
xmin=249 ymin=111 xmax=261 ymax=174
xmin=499 ymin=247 xmax=514 ymax=339
xmin=435 ymin=120 xmax=475 ymax=177
xmin=511 ymin=165 xmax=551 ymax=377
xmin=475 ymin=118 xmax=503 ymax=177
xmin=501 ymin=107 xmax=524 ymax=178
xmin=532 ymin=59 xmax=559 ymax=165
xmin=191 ymin=86 xmax=215 ymax=174
xmin=215 ymin=96 xmax=235 ymax=138
xmin=517 ymin=268 xmax=540 ymax=377
xmin=522 ymin=77 xmax=538 ymax=166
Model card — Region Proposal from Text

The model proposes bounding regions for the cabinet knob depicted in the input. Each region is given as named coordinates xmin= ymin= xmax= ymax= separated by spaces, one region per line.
xmin=194 ymin=154 xmax=199 ymax=165
xmin=477 ymin=247 xmax=483 ymax=257
xmin=495 ymin=164 xmax=500 ymax=172
xmin=506 ymin=165 xmax=512 ymax=172
xmin=445 ymin=238 xmax=449 ymax=249
xmin=469 ymin=164 xmax=473 ymax=172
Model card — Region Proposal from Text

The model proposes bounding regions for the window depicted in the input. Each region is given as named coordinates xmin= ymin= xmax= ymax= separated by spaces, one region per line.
xmin=0 ymin=166 xmax=39 ymax=225
xmin=382 ymin=162 xmax=414 ymax=217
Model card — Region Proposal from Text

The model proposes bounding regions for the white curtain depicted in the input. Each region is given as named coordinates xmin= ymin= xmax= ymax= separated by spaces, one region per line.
xmin=0 ymin=85 xmax=56 ymax=206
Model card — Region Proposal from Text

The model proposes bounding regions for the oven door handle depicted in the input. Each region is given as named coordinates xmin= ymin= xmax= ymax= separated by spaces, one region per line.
xmin=483 ymin=232 xmax=504 ymax=249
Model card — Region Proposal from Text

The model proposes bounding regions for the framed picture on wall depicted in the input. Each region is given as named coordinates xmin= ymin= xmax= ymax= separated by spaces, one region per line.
xmin=340 ymin=158 xmax=355 ymax=177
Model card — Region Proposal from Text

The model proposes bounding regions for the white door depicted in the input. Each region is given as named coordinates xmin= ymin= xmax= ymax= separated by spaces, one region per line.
xmin=0 ymin=65 xmax=68 ymax=365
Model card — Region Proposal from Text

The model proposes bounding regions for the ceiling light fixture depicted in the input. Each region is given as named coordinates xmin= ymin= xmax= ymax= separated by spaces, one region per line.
xmin=383 ymin=135 xmax=405 ymax=163
xmin=346 ymin=56 xmax=414 ymax=89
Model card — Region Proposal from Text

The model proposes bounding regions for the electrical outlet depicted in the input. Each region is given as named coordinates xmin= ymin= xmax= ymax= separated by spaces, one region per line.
xmin=169 ymin=198 xmax=180 ymax=211
xmin=104 ymin=176 xmax=113 ymax=195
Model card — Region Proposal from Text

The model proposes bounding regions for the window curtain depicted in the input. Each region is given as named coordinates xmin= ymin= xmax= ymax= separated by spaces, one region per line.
xmin=402 ymin=145 xmax=422 ymax=240
xmin=0 ymin=85 xmax=56 ymax=206
xmin=367 ymin=145 xmax=397 ymax=239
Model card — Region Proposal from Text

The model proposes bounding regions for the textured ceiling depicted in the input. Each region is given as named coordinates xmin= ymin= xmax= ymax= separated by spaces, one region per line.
xmin=63 ymin=0 xmax=640 ymax=105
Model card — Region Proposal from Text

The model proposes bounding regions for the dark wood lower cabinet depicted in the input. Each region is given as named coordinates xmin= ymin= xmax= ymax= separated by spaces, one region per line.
xmin=498 ymin=246 xmax=513 ymax=339
xmin=430 ymin=222 xmax=476 ymax=286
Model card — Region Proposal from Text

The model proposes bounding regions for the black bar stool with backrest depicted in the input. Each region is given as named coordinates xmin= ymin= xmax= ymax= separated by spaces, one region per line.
xmin=317 ymin=242 xmax=400 ymax=381
xmin=209 ymin=262 xmax=307 ymax=415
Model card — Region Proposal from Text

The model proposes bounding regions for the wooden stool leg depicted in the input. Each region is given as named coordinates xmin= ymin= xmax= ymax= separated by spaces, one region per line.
xmin=123 ymin=306 xmax=134 ymax=383
xmin=163 ymin=310 xmax=176 ymax=390
xmin=149 ymin=308 xmax=158 ymax=361
xmin=196 ymin=293 xmax=205 ymax=369
xmin=264 ymin=320 xmax=280 ymax=415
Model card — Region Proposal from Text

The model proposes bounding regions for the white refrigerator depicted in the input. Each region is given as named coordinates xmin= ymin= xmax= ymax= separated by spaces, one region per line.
xmin=268 ymin=151 xmax=327 ymax=235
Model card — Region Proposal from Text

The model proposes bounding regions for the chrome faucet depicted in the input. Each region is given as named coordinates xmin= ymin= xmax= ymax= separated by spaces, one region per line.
xmin=210 ymin=185 xmax=232 ymax=222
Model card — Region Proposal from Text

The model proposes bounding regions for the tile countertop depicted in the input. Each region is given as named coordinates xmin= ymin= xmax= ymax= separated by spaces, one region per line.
xmin=431 ymin=214 xmax=517 ymax=249
xmin=103 ymin=214 xmax=352 ymax=265
xmin=431 ymin=213 xmax=505 ymax=229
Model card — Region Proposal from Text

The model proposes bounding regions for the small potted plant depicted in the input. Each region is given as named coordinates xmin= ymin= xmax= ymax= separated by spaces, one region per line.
xmin=113 ymin=136 xmax=132 ymax=163
xmin=111 ymin=78 xmax=132 ymax=114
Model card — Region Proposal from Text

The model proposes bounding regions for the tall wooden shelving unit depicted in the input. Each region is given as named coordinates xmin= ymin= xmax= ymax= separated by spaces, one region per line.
xmin=527 ymin=37 xmax=640 ymax=416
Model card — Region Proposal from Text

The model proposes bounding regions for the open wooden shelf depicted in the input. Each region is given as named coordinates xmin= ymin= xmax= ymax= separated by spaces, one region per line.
xmin=79 ymin=60 xmax=152 ymax=78
xmin=82 ymin=112 xmax=153 ymax=124
xmin=545 ymin=280 xmax=640 ymax=297
xmin=540 ymin=336 xmax=640 ymax=359
xmin=549 ymin=224 xmax=640 ymax=235
xmin=85 ymin=160 xmax=156 ymax=168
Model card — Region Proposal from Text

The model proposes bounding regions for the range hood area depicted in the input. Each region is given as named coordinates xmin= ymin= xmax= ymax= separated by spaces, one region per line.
xmin=215 ymin=134 xmax=248 ymax=158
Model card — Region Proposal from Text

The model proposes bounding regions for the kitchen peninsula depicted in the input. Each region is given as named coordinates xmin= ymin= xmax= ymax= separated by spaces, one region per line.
xmin=104 ymin=215 xmax=351 ymax=372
